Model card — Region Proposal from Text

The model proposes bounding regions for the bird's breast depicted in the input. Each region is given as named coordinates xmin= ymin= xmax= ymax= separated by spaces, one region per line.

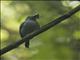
xmin=20 ymin=20 xmax=40 ymax=37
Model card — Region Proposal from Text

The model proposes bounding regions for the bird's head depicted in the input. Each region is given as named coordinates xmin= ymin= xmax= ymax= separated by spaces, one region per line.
xmin=26 ymin=14 xmax=39 ymax=21
xmin=32 ymin=13 xmax=39 ymax=19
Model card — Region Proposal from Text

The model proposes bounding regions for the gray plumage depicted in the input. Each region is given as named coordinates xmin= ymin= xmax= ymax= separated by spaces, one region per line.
xmin=19 ymin=14 xmax=40 ymax=48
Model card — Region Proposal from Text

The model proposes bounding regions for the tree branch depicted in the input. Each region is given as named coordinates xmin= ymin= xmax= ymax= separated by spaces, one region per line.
xmin=0 ymin=5 xmax=80 ymax=56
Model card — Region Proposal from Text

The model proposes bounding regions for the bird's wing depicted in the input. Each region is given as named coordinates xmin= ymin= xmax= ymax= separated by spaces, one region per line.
xmin=19 ymin=22 xmax=24 ymax=37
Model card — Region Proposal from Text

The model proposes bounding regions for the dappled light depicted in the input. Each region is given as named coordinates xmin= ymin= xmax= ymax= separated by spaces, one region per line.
xmin=1 ymin=1 xmax=80 ymax=60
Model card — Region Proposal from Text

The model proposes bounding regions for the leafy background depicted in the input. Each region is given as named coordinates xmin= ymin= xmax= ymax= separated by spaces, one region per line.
xmin=1 ymin=1 xmax=80 ymax=60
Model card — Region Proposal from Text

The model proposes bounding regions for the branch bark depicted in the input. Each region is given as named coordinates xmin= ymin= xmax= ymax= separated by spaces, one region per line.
xmin=0 ymin=5 xmax=80 ymax=56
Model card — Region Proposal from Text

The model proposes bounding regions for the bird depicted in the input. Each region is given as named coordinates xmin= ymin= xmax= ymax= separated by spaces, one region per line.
xmin=19 ymin=14 xmax=40 ymax=48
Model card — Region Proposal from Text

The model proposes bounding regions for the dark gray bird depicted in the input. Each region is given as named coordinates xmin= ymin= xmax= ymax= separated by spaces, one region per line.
xmin=19 ymin=14 xmax=40 ymax=48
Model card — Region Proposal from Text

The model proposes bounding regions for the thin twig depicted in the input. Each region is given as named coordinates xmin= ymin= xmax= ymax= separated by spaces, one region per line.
xmin=0 ymin=5 xmax=80 ymax=56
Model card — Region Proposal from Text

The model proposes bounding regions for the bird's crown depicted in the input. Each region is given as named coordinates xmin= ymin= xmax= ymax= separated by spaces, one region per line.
xmin=26 ymin=14 xmax=39 ymax=21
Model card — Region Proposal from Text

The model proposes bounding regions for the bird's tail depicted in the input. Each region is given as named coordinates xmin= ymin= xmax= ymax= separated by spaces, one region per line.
xmin=25 ymin=39 xmax=29 ymax=48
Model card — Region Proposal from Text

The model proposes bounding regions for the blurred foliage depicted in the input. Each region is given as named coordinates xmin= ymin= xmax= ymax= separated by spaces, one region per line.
xmin=1 ymin=1 xmax=80 ymax=60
